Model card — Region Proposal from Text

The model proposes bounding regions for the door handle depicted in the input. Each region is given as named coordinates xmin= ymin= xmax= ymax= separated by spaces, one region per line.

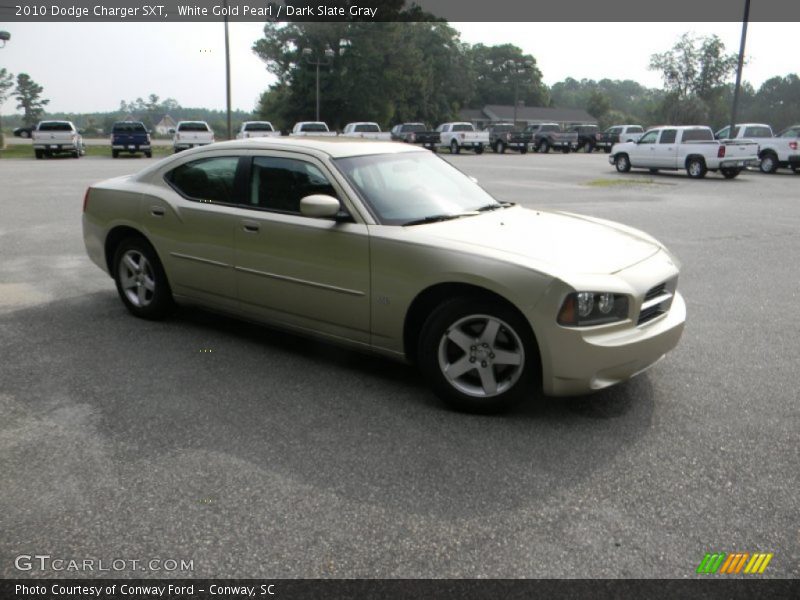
xmin=242 ymin=220 xmax=260 ymax=233
xmin=150 ymin=206 xmax=165 ymax=217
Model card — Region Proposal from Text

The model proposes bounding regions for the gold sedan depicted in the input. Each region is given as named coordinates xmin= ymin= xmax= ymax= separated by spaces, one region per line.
xmin=83 ymin=138 xmax=685 ymax=413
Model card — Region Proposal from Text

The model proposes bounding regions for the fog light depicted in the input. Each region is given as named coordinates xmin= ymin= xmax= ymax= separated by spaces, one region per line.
xmin=577 ymin=292 xmax=594 ymax=317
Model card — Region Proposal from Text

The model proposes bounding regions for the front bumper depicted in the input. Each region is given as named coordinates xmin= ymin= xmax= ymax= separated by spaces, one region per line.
xmin=537 ymin=249 xmax=686 ymax=397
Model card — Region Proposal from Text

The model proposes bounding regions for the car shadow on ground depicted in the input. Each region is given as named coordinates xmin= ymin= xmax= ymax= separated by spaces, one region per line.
xmin=2 ymin=292 xmax=658 ymax=518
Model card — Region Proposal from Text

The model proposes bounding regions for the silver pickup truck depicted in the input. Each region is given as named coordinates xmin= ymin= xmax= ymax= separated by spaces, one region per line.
xmin=610 ymin=126 xmax=759 ymax=179
xmin=32 ymin=120 xmax=85 ymax=159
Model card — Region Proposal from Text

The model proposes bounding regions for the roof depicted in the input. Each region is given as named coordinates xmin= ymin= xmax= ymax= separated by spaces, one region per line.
xmin=189 ymin=136 xmax=427 ymax=159
xmin=459 ymin=105 xmax=597 ymax=124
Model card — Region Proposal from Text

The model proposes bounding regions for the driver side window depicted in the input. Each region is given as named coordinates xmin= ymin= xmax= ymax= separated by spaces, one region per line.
xmin=248 ymin=156 xmax=337 ymax=215
xmin=638 ymin=131 xmax=658 ymax=144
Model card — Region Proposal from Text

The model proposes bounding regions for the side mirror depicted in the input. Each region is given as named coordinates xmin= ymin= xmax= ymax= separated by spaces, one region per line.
xmin=300 ymin=194 xmax=341 ymax=219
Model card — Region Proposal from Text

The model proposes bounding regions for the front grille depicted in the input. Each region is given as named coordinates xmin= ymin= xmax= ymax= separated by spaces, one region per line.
xmin=644 ymin=283 xmax=666 ymax=302
xmin=637 ymin=280 xmax=676 ymax=326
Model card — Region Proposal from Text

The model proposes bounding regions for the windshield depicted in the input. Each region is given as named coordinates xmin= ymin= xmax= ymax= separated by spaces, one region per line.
xmin=300 ymin=123 xmax=328 ymax=132
xmin=335 ymin=152 xmax=501 ymax=225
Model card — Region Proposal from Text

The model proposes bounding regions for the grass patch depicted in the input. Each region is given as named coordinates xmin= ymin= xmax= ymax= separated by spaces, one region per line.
xmin=0 ymin=144 xmax=173 ymax=159
xmin=584 ymin=178 xmax=669 ymax=187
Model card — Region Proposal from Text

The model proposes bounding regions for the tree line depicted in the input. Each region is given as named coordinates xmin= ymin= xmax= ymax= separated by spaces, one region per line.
xmin=3 ymin=26 xmax=800 ymax=137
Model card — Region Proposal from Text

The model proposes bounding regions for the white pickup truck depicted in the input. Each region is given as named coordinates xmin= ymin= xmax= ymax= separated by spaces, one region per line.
xmin=715 ymin=122 xmax=800 ymax=174
xmin=173 ymin=121 xmax=215 ymax=153
xmin=32 ymin=120 xmax=85 ymax=159
xmin=340 ymin=122 xmax=392 ymax=140
xmin=236 ymin=121 xmax=281 ymax=139
xmin=610 ymin=126 xmax=760 ymax=179
xmin=290 ymin=122 xmax=337 ymax=137
xmin=436 ymin=122 xmax=489 ymax=154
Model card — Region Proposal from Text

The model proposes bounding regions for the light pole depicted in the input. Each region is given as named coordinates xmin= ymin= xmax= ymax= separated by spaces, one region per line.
xmin=302 ymin=46 xmax=336 ymax=122
xmin=503 ymin=59 xmax=533 ymax=126
xmin=223 ymin=1 xmax=232 ymax=140
xmin=0 ymin=31 xmax=10 ymax=151
xmin=728 ymin=0 xmax=750 ymax=139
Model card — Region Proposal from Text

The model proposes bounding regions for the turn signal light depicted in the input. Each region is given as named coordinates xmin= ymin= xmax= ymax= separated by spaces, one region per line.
xmin=717 ymin=146 xmax=726 ymax=158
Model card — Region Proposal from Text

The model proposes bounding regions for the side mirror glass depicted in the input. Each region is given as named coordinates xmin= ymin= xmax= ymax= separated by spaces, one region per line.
xmin=300 ymin=194 xmax=341 ymax=219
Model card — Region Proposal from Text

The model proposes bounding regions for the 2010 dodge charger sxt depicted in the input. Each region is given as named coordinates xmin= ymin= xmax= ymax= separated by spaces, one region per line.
xmin=82 ymin=138 xmax=686 ymax=412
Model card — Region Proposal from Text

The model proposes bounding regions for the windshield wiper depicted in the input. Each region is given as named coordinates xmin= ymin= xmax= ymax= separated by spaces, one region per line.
xmin=402 ymin=212 xmax=479 ymax=226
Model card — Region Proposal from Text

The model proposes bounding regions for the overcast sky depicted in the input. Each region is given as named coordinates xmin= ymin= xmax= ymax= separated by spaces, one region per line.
xmin=0 ymin=22 xmax=796 ymax=114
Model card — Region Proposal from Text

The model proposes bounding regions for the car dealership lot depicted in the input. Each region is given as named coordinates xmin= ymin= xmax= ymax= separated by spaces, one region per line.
xmin=1 ymin=153 xmax=798 ymax=578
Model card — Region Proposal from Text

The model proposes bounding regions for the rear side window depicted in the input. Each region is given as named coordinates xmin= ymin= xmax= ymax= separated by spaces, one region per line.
xmin=743 ymin=126 xmax=772 ymax=138
xmin=166 ymin=157 xmax=240 ymax=203
xmin=659 ymin=129 xmax=677 ymax=144
xmin=607 ymin=127 xmax=622 ymax=134
xmin=403 ymin=124 xmax=425 ymax=133
xmin=248 ymin=157 xmax=337 ymax=214
xmin=681 ymin=129 xmax=713 ymax=142
xmin=178 ymin=122 xmax=210 ymax=132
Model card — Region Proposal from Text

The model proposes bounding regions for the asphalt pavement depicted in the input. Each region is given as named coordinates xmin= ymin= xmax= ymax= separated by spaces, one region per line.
xmin=1 ymin=150 xmax=798 ymax=578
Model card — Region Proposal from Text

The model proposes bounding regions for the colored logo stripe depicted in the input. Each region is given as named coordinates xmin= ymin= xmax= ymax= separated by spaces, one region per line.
xmin=696 ymin=552 xmax=773 ymax=574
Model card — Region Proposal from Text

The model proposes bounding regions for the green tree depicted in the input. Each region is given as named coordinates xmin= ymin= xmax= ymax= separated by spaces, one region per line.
xmin=586 ymin=90 xmax=610 ymax=120
xmin=14 ymin=73 xmax=50 ymax=127
xmin=0 ymin=68 xmax=14 ymax=149
xmin=467 ymin=43 xmax=548 ymax=108
xmin=252 ymin=17 xmax=473 ymax=129
xmin=649 ymin=33 xmax=738 ymax=125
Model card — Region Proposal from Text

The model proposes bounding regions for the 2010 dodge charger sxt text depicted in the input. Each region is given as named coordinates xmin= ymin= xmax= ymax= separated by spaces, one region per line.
xmin=82 ymin=138 xmax=686 ymax=412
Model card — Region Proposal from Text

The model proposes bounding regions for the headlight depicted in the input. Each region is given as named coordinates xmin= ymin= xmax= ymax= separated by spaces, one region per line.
xmin=557 ymin=292 xmax=629 ymax=327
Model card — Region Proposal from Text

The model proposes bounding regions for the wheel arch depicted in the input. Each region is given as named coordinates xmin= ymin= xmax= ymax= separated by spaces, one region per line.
xmin=104 ymin=225 xmax=160 ymax=274
xmin=684 ymin=153 xmax=706 ymax=168
xmin=403 ymin=282 xmax=542 ymax=375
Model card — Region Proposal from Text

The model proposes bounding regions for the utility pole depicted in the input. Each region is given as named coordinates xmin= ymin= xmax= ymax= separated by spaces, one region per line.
xmin=0 ymin=30 xmax=10 ymax=151
xmin=302 ymin=46 xmax=336 ymax=122
xmin=728 ymin=0 xmax=750 ymax=139
xmin=223 ymin=0 xmax=232 ymax=140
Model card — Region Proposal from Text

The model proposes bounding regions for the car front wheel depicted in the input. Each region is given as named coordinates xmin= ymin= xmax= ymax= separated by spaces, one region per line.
xmin=418 ymin=298 xmax=537 ymax=413
xmin=615 ymin=154 xmax=631 ymax=173
xmin=113 ymin=237 xmax=173 ymax=320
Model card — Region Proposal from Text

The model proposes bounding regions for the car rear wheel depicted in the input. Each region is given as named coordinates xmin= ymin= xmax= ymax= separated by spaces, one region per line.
xmin=759 ymin=153 xmax=778 ymax=174
xmin=145 ymin=151 xmax=152 ymax=158
xmin=34 ymin=149 xmax=43 ymax=160
xmin=475 ymin=144 xmax=484 ymax=155
xmin=450 ymin=140 xmax=460 ymax=154
xmin=540 ymin=140 xmax=550 ymax=153
xmin=113 ymin=237 xmax=173 ymax=320
xmin=520 ymin=145 xmax=528 ymax=155
xmin=418 ymin=298 xmax=537 ymax=414
xmin=615 ymin=154 xmax=631 ymax=173
xmin=686 ymin=157 xmax=707 ymax=179
xmin=112 ymin=150 xmax=119 ymax=158
xmin=583 ymin=141 xmax=594 ymax=153
xmin=604 ymin=147 xmax=611 ymax=154
xmin=496 ymin=140 xmax=506 ymax=154
xmin=721 ymin=167 xmax=742 ymax=179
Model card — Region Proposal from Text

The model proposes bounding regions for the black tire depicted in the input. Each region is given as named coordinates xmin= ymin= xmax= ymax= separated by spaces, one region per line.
xmin=686 ymin=157 xmax=707 ymax=179
xmin=474 ymin=144 xmax=484 ymax=155
xmin=34 ymin=149 xmax=43 ymax=160
xmin=614 ymin=154 xmax=631 ymax=173
xmin=561 ymin=146 xmax=570 ymax=154
xmin=72 ymin=150 xmax=80 ymax=158
xmin=112 ymin=150 xmax=119 ymax=158
xmin=721 ymin=167 xmax=742 ymax=179
xmin=649 ymin=168 xmax=659 ymax=174
xmin=792 ymin=166 xmax=799 ymax=174
xmin=496 ymin=140 xmax=506 ymax=154
xmin=603 ymin=147 xmax=611 ymax=154
xmin=583 ymin=141 xmax=594 ymax=153
xmin=540 ymin=140 xmax=550 ymax=153
xmin=520 ymin=145 xmax=528 ymax=155
xmin=759 ymin=152 xmax=778 ymax=174
xmin=145 ymin=151 xmax=152 ymax=158
xmin=417 ymin=297 xmax=538 ymax=414
xmin=450 ymin=140 xmax=460 ymax=154
xmin=112 ymin=237 xmax=174 ymax=320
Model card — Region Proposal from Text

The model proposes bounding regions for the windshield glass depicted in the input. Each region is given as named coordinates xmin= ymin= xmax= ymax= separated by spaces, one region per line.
xmin=335 ymin=152 xmax=500 ymax=225
xmin=300 ymin=123 xmax=328 ymax=132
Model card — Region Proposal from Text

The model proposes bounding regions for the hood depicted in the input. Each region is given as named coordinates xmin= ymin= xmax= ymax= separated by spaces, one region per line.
xmin=416 ymin=206 xmax=661 ymax=275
